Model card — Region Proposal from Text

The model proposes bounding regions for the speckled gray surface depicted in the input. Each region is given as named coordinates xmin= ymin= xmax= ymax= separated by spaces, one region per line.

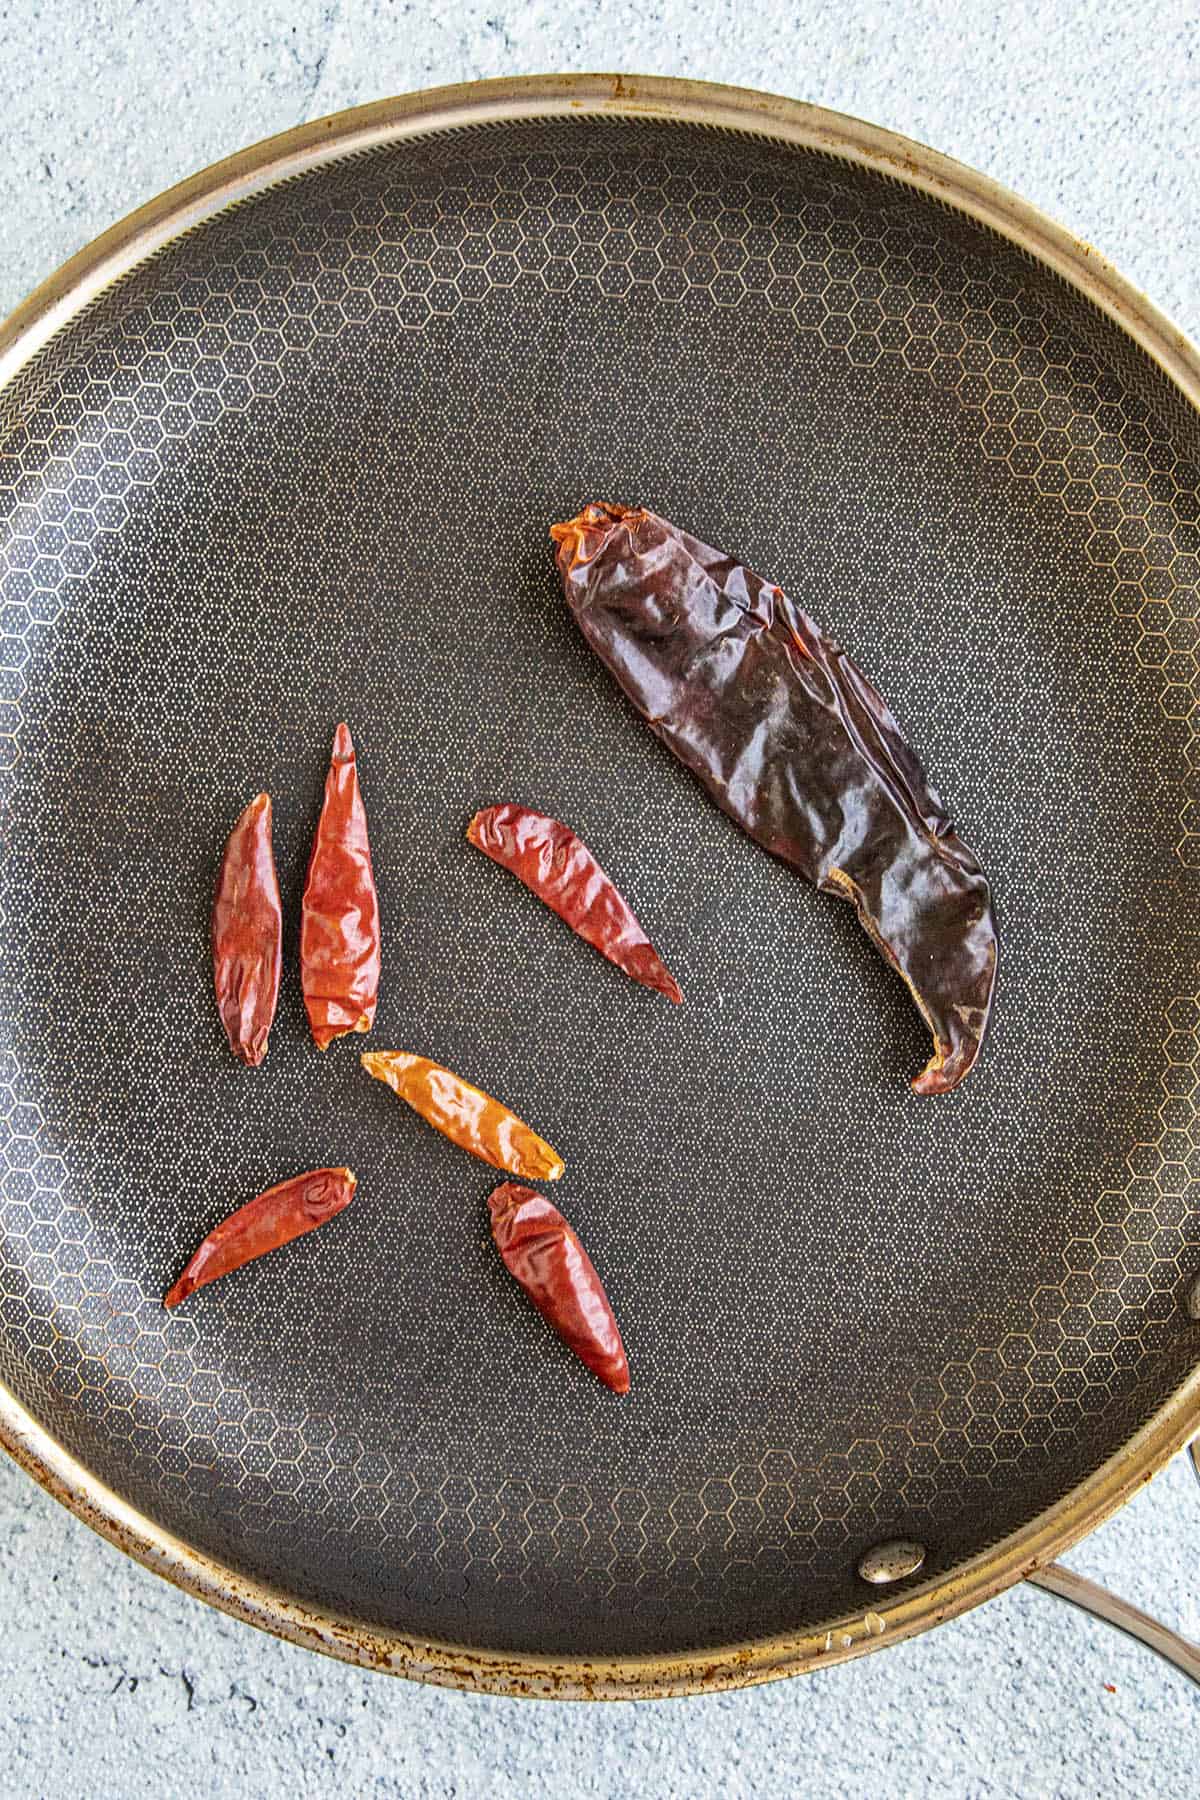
xmin=1 ymin=2 xmax=1198 ymax=1794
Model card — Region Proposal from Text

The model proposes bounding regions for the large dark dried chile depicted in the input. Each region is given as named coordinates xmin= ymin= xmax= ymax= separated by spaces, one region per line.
xmin=552 ymin=502 xmax=998 ymax=1094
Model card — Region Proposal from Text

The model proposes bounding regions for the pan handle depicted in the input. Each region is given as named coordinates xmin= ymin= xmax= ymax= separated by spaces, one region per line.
xmin=1024 ymin=1441 xmax=1200 ymax=1689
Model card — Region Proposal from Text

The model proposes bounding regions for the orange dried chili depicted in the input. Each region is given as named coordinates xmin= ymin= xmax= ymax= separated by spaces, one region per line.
xmin=467 ymin=804 xmax=681 ymax=1004
xmin=361 ymin=1051 xmax=564 ymax=1180
xmin=163 ymin=1167 xmax=356 ymax=1308
xmin=488 ymin=1182 xmax=630 ymax=1393
xmin=211 ymin=792 xmax=283 ymax=1067
xmin=300 ymin=723 xmax=381 ymax=1051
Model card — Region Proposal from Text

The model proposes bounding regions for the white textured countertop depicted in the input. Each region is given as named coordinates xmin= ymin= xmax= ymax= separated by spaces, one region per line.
xmin=2 ymin=4 xmax=1198 ymax=1794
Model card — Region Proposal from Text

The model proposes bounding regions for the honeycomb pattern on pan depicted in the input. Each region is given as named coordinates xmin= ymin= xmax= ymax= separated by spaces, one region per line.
xmin=1 ymin=118 xmax=1198 ymax=1660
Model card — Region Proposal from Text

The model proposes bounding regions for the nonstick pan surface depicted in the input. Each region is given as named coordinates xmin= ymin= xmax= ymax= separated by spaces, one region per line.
xmin=1 ymin=79 xmax=1198 ymax=1696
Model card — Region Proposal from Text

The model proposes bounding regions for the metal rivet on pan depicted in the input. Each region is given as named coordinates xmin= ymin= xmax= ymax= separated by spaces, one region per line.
xmin=1184 ymin=1274 xmax=1200 ymax=1321
xmin=857 ymin=1539 xmax=927 ymax=1585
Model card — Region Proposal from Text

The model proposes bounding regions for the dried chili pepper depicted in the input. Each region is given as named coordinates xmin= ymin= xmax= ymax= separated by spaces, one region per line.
xmin=212 ymin=791 xmax=282 ymax=1066
xmin=552 ymin=502 xmax=999 ymax=1094
xmin=488 ymin=1181 xmax=630 ymax=1393
xmin=301 ymin=722 xmax=381 ymax=1051
xmin=361 ymin=1051 xmax=564 ymax=1180
xmin=467 ymin=804 xmax=682 ymax=1004
xmin=163 ymin=1167 xmax=356 ymax=1308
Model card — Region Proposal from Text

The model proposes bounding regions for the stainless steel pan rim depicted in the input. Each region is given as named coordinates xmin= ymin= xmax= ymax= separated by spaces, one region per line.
xmin=2 ymin=72 xmax=1198 ymax=1700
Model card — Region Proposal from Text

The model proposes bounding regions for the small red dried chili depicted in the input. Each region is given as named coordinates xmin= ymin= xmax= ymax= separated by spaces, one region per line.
xmin=488 ymin=1181 xmax=630 ymax=1393
xmin=467 ymin=804 xmax=682 ymax=1004
xmin=211 ymin=792 xmax=283 ymax=1067
xmin=301 ymin=723 xmax=381 ymax=1051
xmin=164 ymin=1167 xmax=356 ymax=1308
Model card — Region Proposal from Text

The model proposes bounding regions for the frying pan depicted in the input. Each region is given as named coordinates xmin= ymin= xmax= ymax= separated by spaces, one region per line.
xmin=1 ymin=76 xmax=1198 ymax=1697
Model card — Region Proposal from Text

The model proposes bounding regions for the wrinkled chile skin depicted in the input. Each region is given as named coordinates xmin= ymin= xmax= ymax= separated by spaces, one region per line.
xmin=467 ymin=804 xmax=681 ymax=1004
xmin=300 ymin=723 xmax=382 ymax=1051
xmin=211 ymin=792 xmax=282 ymax=1067
xmin=361 ymin=1052 xmax=565 ymax=1182
xmin=164 ymin=1168 xmax=356 ymax=1308
xmin=552 ymin=502 xmax=998 ymax=1094
xmin=488 ymin=1182 xmax=630 ymax=1393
